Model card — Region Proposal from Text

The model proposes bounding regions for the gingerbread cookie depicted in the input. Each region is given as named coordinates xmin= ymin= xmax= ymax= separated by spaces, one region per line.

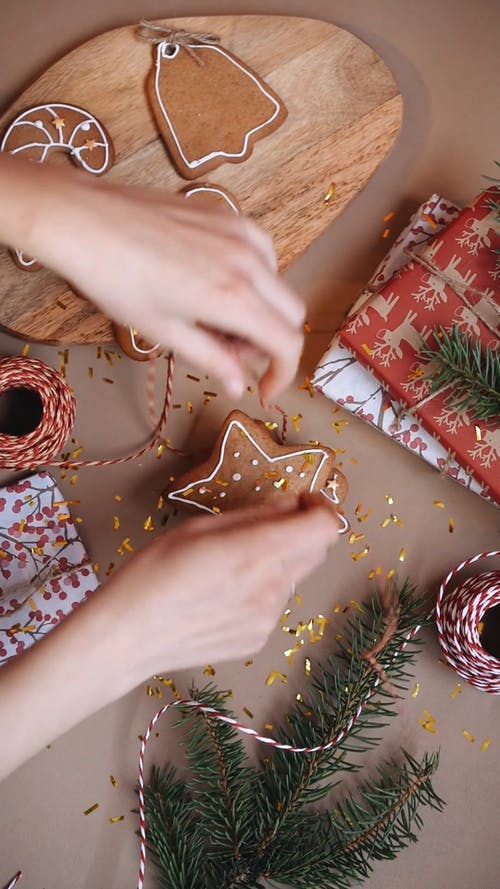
xmin=114 ymin=182 xmax=240 ymax=360
xmin=1 ymin=103 xmax=114 ymax=270
xmin=141 ymin=24 xmax=287 ymax=180
xmin=167 ymin=409 xmax=348 ymax=517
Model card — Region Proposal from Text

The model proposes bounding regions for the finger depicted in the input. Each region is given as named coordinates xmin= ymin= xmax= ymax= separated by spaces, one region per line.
xmin=154 ymin=318 xmax=247 ymax=398
xmin=178 ymin=493 xmax=302 ymax=538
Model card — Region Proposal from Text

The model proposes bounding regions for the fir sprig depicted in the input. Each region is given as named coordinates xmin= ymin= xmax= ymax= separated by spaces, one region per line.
xmin=143 ymin=582 xmax=444 ymax=889
xmin=421 ymin=326 xmax=500 ymax=421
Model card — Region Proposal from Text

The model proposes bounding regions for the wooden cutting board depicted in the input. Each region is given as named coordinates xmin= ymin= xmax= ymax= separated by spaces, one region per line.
xmin=0 ymin=15 xmax=402 ymax=346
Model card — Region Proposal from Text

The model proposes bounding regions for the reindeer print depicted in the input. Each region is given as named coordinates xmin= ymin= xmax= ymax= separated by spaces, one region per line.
xmin=456 ymin=210 xmax=500 ymax=255
xmin=372 ymin=311 xmax=432 ymax=366
xmin=345 ymin=291 xmax=400 ymax=334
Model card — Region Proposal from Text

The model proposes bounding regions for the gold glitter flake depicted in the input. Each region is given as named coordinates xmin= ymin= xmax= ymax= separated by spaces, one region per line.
xmin=108 ymin=815 xmax=124 ymax=824
xmin=305 ymin=657 xmax=312 ymax=676
xmin=323 ymin=181 xmax=336 ymax=204
xmin=386 ymin=568 xmax=396 ymax=580
xmin=157 ymin=495 xmax=164 ymax=510
xmin=83 ymin=803 xmax=99 ymax=816
xmin=242 ymin=707 xmax=254 ymax=719
xmin=291 ymin=414 xmax=302 ymax=432
xmin=480 ymin=737 xmax=491 ymax=752
xmin=105 ymin=562 xmax=115 ymax=576
xmin=203 ymin=665 xmax=215 ymax=676
xmin=411 ymin=683 xmax=420 ymax=698
xmin=448 ymin=517 xmax=455 ymax=533
xmin=109 ymin=775 xmax=118 ymax=788
xmin=22 ymin=343 xmax=30 ymax=356
xmin=351 ymin=546 xmax=370 ymax=561
xmin=398 ymin=547 xmax=406 ymax=562
xmin=298 ymin=376 xmax=314 ymax=398
xmin=244 ymin=659 xmax=253 ymax=667
xmin=117 ymin=537 xmax=134 ymax=555
xmin=187 ymin=373 xmax=200 ymax=382
xmin=383 ymin=211 xmax=395 ymax=222
xmin=433 ymin=500 xmax=445 ymax=508
xmin=264 ymin=723 xmax=273 ymax=731
xmin=265 ymin=670 xmax=287 ymax=687
xmin=450 ymin=683 xmax=462 ymax=700
xmin=113 ymin=516 xmax=120 ymax=531
xmin=143 ymin=515 xmax=155 ymax=532
xmin=462 ymin=730 xmax=475 ymax=743
xmin=349 ymin=532 xmax=365 ymax=544
xmin=418 ymin=710 xmax=437 ymax=734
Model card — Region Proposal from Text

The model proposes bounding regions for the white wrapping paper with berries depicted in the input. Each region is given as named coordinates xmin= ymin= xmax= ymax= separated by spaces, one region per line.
xmin=0 ymin=472 xmax=98 ymax=665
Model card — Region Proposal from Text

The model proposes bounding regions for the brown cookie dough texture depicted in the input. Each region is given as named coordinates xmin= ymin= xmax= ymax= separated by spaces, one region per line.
xmin=168 ymin=409 xmax=348 ymax=515
xmin=147 ymin=40 xmax=288 ymax=180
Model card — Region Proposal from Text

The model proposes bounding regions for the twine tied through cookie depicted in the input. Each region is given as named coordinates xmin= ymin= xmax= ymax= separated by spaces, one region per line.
xmin=137 ymin=20 xmax=220 ymax=65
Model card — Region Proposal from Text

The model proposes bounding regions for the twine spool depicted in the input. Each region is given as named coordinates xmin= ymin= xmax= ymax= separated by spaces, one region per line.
xmin=435 ymin=551 xmax=500 ymax=694
xmin=0 ymin=357 xmax=76 ymax=469
xmin=0 ymin=353 xmax=177 ymax=471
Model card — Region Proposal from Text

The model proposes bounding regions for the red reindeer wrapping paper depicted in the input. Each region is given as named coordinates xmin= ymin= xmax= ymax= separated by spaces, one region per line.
xmin=0 ymin=472 xmax=98 ymax=665
xmin=339 ymin=190 xmax=500 ymax=501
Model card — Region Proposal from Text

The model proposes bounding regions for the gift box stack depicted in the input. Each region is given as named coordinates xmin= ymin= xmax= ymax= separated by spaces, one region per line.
xmin=313 ymin=190 xmax=500 ymax=503
xmin=0 ymin=472 xmax=98 ymax=665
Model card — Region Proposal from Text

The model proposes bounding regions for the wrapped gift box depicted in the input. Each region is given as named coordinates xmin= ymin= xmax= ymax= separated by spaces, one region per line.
xmin=339 ymin=190 xmax=499 ymax=501
xmin=0 ymin=471 xmax=98 ymax=665
xmin=313 ymin=192 xmax=498 ymax=502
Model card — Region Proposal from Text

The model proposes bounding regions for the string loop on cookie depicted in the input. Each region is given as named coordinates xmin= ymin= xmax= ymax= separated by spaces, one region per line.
xmin=137 ymin=20 xmax=220 ymax=64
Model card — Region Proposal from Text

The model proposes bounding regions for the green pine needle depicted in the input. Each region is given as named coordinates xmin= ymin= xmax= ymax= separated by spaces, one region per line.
xmin=143 ymin=582 xmax=444 ymax=889
xmin=421 ymin=326 xmax=500 ymax=421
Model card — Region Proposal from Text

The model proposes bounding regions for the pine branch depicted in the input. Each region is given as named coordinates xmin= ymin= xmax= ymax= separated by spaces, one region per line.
xmin=145 ymin=583 xmax=441 ymax=889
xmin=421 ymin=326 xmax=500 ymax=421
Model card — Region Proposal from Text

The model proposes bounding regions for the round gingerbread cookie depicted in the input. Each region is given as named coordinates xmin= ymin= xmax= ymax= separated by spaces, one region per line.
xmin=167 ymin=409 xmax=348 ymax=516
xmin=1 ymin=102 xmax=114 ymax=271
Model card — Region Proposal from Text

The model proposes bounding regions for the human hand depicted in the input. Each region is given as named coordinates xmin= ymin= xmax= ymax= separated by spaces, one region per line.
xmin=105 ymin=493 xmax=340 ymax=686
xmin=2 ymin=157 xmax=305 ymax=403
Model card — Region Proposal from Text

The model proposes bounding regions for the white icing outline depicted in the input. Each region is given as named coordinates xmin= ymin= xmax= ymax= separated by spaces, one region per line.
xmin=154 ymin=42 xmax=282 ymax=170
xmin=320 ymin=480 xmax=349 ymax=535
xmin=1 ymin=103 xmax=111 ymax=174
xmin=127 ymin=327 xmax=160 ymax=355
xmin=183 ymin=184 xmax=240 ymax=215
xmin=168 ymin=418 xmax=332 ymax=515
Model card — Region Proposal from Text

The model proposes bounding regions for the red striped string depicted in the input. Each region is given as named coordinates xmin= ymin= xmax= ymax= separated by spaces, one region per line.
xmin=435 ymin=550 xmax=500 ymax=693
xmin=0 ymin=353 xmax=180 ymax=470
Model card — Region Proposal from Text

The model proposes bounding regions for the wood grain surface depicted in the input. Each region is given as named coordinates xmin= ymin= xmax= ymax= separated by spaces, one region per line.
xmin=0 ymin=15 xmax=402 ymax=345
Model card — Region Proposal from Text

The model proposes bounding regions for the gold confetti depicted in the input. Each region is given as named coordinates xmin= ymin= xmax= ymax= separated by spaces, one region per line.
xmin=244 ymin=659 xmax=253 ymax=667
xmin=398 ymin=547 xmax=406 ymax=562
xmin=382 ymin=227 xmax=391 ymax=238
xmin=70 ymin=474 xmax=78 ymax=485
xmin=143 ymin=515 xmax=154 ymax=532
xmin=330 ymin=419 xmax=349 ymax=434
xmin=333 ymin=604 xmax=342 ymax=614
xmin=463 ymin=730 xmax=475 ymax=743
xmin=156 ymin=443 xmax=165 ymax=459
xmin=186 ymin=401 xmax=193 ymax=413
xmin=203 ymin=665 xmax=215 ymax=676
xmin=304 ymin=321 xmax=312 ymax=334
xmin=305 ymin=657 xmax=312 ymax=676
xmin=295 ymin=591 xmax=302 ymax=605
xmin=83 ymin=803 xmax=99 ymax=816
xmin=109 ymin=775 xmax=118 ymax=788
xmin=450 ymin=683 xmax=462 ymax=700
xmin=383 ymin=211 xmax=395 ymax=222
xmin=477 ymin=621 xmax=484 ymax=635
xmin=105 ymin=562 xmax=115 ymax=576
xmin=298 ymin=375 xmax=314 ymax=398
xmin=102 ymin=377 xmax=114 ymax=384
xmin=480 ymin=737 xmax=491 ymax=752
xmin=108 ymin=815 xmax=124 ymax=824
xmin=448 ymin=517 xmax=455 ymax=533
xmin=291 ymin=413 xmax=302 ymax=432
xmin=264 ymin=723 xmax=273 ymax=731
xmin=265 ymin=671 xmax=287 ymax=686
xmin=361 ymin=343 xmax=372 ymax=356
xmin=474 ymin=425 xmax=482 ymax=442
xmin=22 ymin=343 xmax=30 ymax=356
xmin=380 ymin=517 xmax=391 ymax=528
xmin=323 ymin=181 xmax=336 ymax=204
xmin=117 ymin=537 xmax=134 ymax=555
xmin=411 ymin=683 xmax=420 ymax=698
xmin=146 ymin=685 xmax=154 ymax=696
xmin=157 ymin=495 xmax=164 ymax=510
xmin=87 ymin=366 xmax=94 ymax=379
xmin=113 ymin=516 xmax=120 ymax=531
xmin=418 ymin=710 xmax=437 ymax=734
xmin=242 ymin=707 xmax=254 ymax=719
xmin=186 ymin=373 xmax=200 ymax=382
xmin=114 ymin=494 xmax=122 ymax=502
xmin=433 ymin=500 xmax=445 ymax=508
xmin=203 ymin=390 xmax=217 ymax=398
xmin=351 ymin=546 xmax=370 ymax=561
xmin=350 ymin=600 xmax=365 ymax=614
xmin=0 ymin=549 xmax=8 ymax=559
xmin=422 ymin=212 xmax=438 ymax=229
xmin=349 ymin=532 xmax=365 ymax=544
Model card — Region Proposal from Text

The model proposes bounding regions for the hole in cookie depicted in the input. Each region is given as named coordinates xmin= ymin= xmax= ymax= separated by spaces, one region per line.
xmin=0 ymin=387 xmax=43 ymax=436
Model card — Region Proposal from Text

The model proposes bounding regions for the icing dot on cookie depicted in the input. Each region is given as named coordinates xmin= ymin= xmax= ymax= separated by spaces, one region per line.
xmin=81 ymin=121 xmax=91 ymax=132
xmin=219 ymin=492 xmax=226 ymax=498
xmin=255 ymin=485 xmax=261 ymax=492
xmin=285 ymin=465 xmax=293 ymax=473
xmin=251 ymin=459 xmax=259 ymax=466
xmin=299 ymin=472 xmax=305 ymax=478
xmin=34 ymin=120 xmax=44 ymax=129
xmin=232 ymin=473 xmax=242 ymax=481
xmin=199 ymin=486 xmax=207 ymax=494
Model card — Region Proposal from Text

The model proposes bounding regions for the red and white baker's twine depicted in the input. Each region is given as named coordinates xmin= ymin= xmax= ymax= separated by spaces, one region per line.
xmin=435 ymin=550 xmax=500 ymax=694
xmin=0 ymin=353 xmax=176 ymax=470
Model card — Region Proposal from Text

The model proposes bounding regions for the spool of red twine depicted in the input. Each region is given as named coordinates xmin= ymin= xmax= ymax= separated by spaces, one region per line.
xmin=0 ymin=356 xmax=76 ymax=469
xmin=435 ymin=551 xmax=500 ymax=694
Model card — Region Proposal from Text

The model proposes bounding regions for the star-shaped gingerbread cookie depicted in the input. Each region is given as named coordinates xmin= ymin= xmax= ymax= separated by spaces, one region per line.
xmin=168 ymin=410 xmax=347 ymax=516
